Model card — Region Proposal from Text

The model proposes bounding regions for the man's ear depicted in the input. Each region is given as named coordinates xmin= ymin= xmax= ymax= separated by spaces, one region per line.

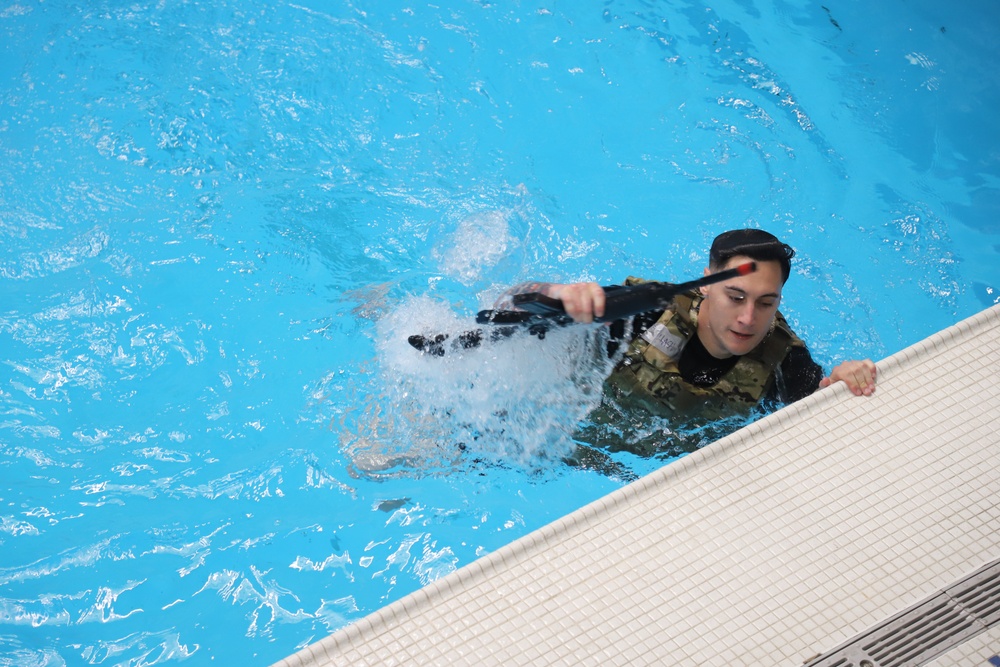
xmin=700 ymin=266 xmax=711 ymax=295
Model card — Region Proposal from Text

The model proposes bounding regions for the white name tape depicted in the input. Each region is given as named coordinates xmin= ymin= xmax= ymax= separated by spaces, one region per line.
xmin=641 ymin=323 xmax=685 ymax=360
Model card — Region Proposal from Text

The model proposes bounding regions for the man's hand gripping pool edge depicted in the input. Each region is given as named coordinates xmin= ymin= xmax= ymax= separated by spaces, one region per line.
xmin=820 ymin=359 xmax=877 ymax=397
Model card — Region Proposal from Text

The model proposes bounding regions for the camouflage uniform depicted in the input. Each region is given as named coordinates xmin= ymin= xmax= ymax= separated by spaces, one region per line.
xmin=605 ymin=280 xmax=807 ymax=423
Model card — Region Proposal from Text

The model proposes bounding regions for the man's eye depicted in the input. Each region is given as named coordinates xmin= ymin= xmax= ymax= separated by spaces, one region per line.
xmin=760 ymin=301 xmax=776 ymax=309
xmin=729 ymin=295 xmax=745 ymax=303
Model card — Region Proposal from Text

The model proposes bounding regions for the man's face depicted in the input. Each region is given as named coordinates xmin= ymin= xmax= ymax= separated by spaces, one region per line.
xmin=697 ymin=256 xmax=784 ymax=359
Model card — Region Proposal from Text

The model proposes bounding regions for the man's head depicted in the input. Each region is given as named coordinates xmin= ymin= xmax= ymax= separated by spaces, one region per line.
xmin=698 ymin=229 xmax=794 ymax=359
xmin=709 ymin=229 xmax=794 ymax=284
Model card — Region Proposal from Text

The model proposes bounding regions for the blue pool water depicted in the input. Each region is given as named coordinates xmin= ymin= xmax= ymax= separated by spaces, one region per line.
xmin=2 ymin=0 xmax=999 ymax=665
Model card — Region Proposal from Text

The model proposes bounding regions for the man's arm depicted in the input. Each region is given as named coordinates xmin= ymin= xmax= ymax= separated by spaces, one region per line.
xmin=777 ymin=348 xmax=877 ymax=401
xmin=493 ymin=281 xmax=607 ymax=323
xmin=778 ymin=346 xmax=826 ymax=403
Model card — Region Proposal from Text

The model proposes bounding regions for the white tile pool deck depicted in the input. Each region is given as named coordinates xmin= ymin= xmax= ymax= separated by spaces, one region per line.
xmin=273 ymin=304 xmax=1000 ymax=667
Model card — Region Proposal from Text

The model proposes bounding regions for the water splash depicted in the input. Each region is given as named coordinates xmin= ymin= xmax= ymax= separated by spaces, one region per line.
xmin=434 ymin=209 xmax=514 ymax=285
xmin=340 ymin=296 xmax=614 ymax=477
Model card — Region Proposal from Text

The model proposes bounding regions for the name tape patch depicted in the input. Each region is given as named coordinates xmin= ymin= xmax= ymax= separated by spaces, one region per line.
xmin=641 ymin=323 xmax=685 ymax=360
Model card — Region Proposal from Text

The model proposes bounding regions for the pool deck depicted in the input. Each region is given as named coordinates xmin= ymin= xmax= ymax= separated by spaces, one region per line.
xmin=273 ymin=303 xmax=1000 ymax=667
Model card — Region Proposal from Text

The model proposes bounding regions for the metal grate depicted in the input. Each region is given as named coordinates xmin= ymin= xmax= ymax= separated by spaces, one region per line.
xmin=805 ymin=557 xmax=1000 ymax=667
xmin=950 ymin=563 xmax=1000 ymax=627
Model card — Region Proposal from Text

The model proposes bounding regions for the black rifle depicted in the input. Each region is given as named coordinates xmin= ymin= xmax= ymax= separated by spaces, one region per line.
xmin=408 ymin=262 xmax=756 ymax=356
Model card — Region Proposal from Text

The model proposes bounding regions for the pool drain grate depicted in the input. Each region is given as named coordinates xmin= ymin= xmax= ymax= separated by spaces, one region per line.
xmin=804 ymin=556 xmax=1000 ymax=667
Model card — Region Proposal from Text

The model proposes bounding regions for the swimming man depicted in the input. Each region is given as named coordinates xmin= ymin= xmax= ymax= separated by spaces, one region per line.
xmin=495 ymin=229 xmax=876 ymax=423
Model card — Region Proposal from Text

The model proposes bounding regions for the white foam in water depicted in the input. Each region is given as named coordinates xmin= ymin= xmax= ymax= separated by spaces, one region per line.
xmin=434 ymin=210 xmax=514 ymax=286
xmin=339 ymin=207 xmax=615 ymax=476
xmin=341 ymin=296 xmax=614 ymax=476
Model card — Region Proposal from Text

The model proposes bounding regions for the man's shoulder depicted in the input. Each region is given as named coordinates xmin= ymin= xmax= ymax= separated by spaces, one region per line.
xmin=622 ymin=276 xmax=696 ymax=306
xmin=772 ymin=310 xmax=807 ymax=348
